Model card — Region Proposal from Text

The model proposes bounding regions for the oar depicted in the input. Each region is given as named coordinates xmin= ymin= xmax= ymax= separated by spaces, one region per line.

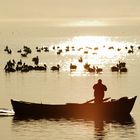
xmin=85 ymin=97 xmax=111 ymax=103
xmin=103 ymin=97 xmax=111 ymax=102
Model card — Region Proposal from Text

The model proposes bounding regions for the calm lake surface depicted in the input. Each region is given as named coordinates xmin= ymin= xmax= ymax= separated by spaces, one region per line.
xmin=0 ymin=32 xmax=140 ymax=139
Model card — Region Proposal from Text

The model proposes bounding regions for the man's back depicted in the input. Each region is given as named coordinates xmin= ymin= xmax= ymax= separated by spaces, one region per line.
xmin=93 ymin=79 xmax=107 ymax=103
xmin=93 ymin=83 xmax=107 ymax=93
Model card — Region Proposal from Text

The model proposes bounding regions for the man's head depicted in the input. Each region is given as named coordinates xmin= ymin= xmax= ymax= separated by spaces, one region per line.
xmin=98 ymin=79 xmax=102 ymax=84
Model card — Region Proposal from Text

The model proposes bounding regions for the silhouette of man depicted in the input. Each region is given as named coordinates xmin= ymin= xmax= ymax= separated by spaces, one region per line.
xmin=93 ymin=79 xmax=107 ymax=103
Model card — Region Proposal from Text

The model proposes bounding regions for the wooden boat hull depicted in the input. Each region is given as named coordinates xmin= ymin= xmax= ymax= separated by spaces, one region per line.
xmin=11 ymin=96 xmax=137 ymax=119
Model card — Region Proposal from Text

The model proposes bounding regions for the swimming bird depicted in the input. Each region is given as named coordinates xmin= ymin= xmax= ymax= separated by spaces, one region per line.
xmin=87 ymin=67 xmax=96 ymax=73
xmin=96 ymin=66 xmax=103 ymax=73
xmin=34 ymin=64 xmax=47 ymax=71
xmin=51 ymin=64 xmax=60 ymax=71
xmin=70 ymin=63 xmax=77 ymax=70
xmin=120 ymin=67 xmax=128 ymax=72
xmin=111 ymin=66 xmax=119 ymax=72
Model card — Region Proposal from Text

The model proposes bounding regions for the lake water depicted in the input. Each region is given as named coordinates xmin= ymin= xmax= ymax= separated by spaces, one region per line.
xmin=0 ymin=27 xmax=140 ymax=139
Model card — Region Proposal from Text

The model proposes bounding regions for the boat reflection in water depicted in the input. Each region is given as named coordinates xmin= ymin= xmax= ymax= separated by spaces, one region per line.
xmin=12 ymin=114 xmax=135 ymax=140
xmin=93 ymin=115 xmax=135 ymax=139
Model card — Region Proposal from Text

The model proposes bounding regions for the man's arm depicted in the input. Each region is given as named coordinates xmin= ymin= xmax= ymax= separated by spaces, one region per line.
xmin=104 ymin=85 xmax=107 ymax=91
xmin=103 ymin=84 xmax=107 ymax=91
xmin=93 ymin=84 xmax=96 ymax=89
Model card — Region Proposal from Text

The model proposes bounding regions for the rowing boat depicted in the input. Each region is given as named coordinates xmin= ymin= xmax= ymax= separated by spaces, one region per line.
xmin=11 ymin=96 xmax=137 ymax=119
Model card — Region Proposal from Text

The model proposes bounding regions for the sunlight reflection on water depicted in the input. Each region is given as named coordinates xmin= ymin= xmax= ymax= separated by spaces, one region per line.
xmin=53 ymin=36 xmax=135 ymax=75
xmin=58 ymin=36 xmax=132 ymax=48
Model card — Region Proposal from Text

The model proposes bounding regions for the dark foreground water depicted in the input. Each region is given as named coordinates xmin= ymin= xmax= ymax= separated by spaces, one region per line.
xmin=0 ymin=114 xmax=138 ymax=140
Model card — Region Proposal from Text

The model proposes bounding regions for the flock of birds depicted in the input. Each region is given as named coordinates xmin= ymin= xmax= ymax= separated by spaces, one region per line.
xmin=3 ymin=44 xmax=140 ymax=73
